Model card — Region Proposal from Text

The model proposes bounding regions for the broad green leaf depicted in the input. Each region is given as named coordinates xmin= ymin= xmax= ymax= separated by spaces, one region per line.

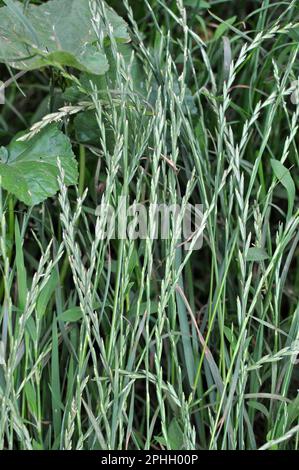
xmin=155 ymin=419 xmax=185 ymax=449
xmin=67 ymin=43 xmax=146 ymax=144
xmin=223 ymin=325 xmax=236 ymax=346
xmin=184 ymin=0 xmax=210 ymax=8
xmin=130 ymin=301 xmax=159 ymax=317
xmin=0 ymin=124 xmax=78 ymax=205
xmin=78 ymin=44 xmax=145 ymax=95
xmin=58 ymin=307 xmax=82 ymax=322
xmin=32 ymin=440 xmax=43 ymax=450
xmin=0 ymin=0 xmax=129 ymax=75
xmin=214 ymin=16 xmax=237 ymax=40
xmin=285 ymin=395 xmax=299 ymax=428
xmin=73 ymin=110 xmax=100 ymax=144
xmin=246 ymin=247 xmax=269 ymax=262
xmin=271 ymin=159 xmax=295 ymax=221
xmin=168 ymin=418 xmax=185 ymax=450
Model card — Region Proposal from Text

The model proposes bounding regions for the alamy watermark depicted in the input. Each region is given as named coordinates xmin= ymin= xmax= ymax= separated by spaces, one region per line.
xmin=95 ymin=197 xmax=204 ymax=250
xmin=291 ymin=80 xmax=299 ymax=105
xmin=290 ymin=339 xmax=299 ymax=365
xmin=0 ymin=81 xmax=5 ymax=105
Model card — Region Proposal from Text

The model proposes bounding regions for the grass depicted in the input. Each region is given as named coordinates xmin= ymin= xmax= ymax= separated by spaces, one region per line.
xmin=0 ymin=0 xmax=299 ymax=450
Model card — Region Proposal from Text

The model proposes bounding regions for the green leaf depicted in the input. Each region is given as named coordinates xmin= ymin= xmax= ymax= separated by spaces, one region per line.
xmin=271 ymin=159 xmax=295 ymax=221
xmin=214 ymin=16 xmax=237 ymax=40
xmin=0 ymin=124 xmax=78 ymax=205
xmin=184 ymin=0 xmax=210 ymax=8
xmin=246 ymin=247 xmax=269 ymax=262
xmin=223 ymin=325 xmax=236 ymax=346
xmin=25 ymin=316 xmax=37 ymax=342
xmin=73 ymin=110 xmax=101 ymax=144
xmin=0 ymin=0 xmax=129 ymax=75
xmin=130 ymin=301 xmax=159 ymax=317
xmin=79 ymin=44 xmax=145 ymax=96
xmin=70 ymin=43 xmax=146 ymax=144
xmin=58 ymin=307 xmax=82 ymax=322
xmin=24 ymin=381 xmax=38 ymax=416
xmin=168 ymin=418 xmax=185 ymax=450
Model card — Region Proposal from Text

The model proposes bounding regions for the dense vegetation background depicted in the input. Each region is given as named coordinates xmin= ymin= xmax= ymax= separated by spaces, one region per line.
xmin=0 ymin=0 xmax=298 ymax=450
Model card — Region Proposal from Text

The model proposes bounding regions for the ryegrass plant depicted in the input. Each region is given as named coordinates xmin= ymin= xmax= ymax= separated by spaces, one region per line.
xmin=0 ymin=0 xmax=298 ymax=450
